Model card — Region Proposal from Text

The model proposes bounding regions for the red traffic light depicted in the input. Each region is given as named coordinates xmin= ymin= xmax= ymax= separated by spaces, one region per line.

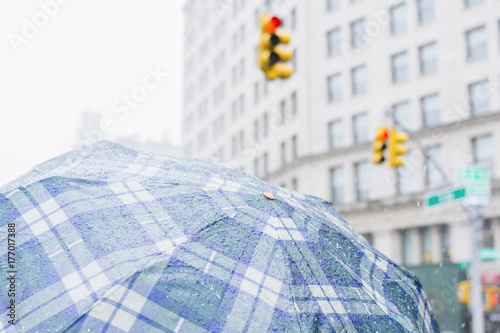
xmin=377 ymin=128 xmax=389 ymax=141
xmin=489 ymin=291 xmax=499 ymax=307
xmin=265 ymin=16 xmax=282 ymax=33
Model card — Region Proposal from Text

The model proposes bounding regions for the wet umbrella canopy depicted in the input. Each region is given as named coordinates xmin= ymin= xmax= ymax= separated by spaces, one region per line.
xmin=0 ymin=142 xmax=438 ymax=332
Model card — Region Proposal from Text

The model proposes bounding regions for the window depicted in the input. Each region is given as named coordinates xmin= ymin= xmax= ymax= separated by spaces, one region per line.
xmin=353 ymin=113 xmax=368 ymax=144
xmin=419 ymin=42 xmax=437 ymax=74
xmin=212 ymin=119 xmax=218 ymax=139
xmin=291 ymin=91 xmax=297 ymax=115
xmin=327 ymin=28 xmax=341 ymax=56
xmin=466 ymin=26 xmax=487 ymax=61
xmin=292 ymin=48 xmax=297 ymax=71
xmin=240 ymin=58 xmax=245 ymax=80
xmin=232 ymin=32 xmax=238 ymax=50
xmin=390 ymin=3 xmax=407 ymax=34
xmin=254 ymin=158 xmax=259 ymax=177
xmin=473 ymin=134 xmax=493 ymax=165
xmin=327 ymin=0 xmax=340 ymax=11
xmin=253 ymin=120 xmax=259 ymax=142
xmin=291 ymin=135 xmax=298 ymax=161
xmin=280 ymin=100 xmax=287 ymax=124
xmin=355 ymin=161 xmax=370 ymax=201
xmin=402 ymin=229 xmax=412 ymax=266
xmin=469 ymin=80 xmax=490 ymax=116
xmin=232 ymin=100 xmax=238 ymax=121
xmin=351 ymin=65 xmax=367 ymax=95
xmin=263 ymin=153 xmax=269 ymax=175
xmin=328 ymin=73 xmax=342 ymax=102
xmin=421 ymin=227 xmax=432 ymax=264
xmin=421 ymin=93 xmax=440 ymax=128
xmin=291 ymin=178 xmax=298 ymax=191
xmin=232 ymin=66 xmax=237 ymax=85
xmin=483 ymin=219 xmax=495 ymax=248
xmin=465 ymin=0 xmax=484 ymax=8
xmin=239 ymin=130 xmax=245 ymax=150
xmin=426 ymin=145 xmax=443 ymax=186
xmin=328 ymin=119 xmax=343 ymax=150
xmin=281 ymin=142 xmax=286 ymax=166
xmin=351 ymin=18 xmax=366 ymax=48
xmin=397 ymin=154 xmax=414 ymax=194
xmin=263 ymin=113 xmax=269 ymax=137
xmin=240 ymin=24 xmax=245 ymax=44
xmin=330 ymin=166 xmax=344 ymax=204
xmin=239 ymin=94 xmax=245 ymax=115
xmin=440 ymin=225 xmax=451 ymax=262
xmin=393 ymin=101 xmax=411 ymax=131
xmin=231 ymin=136 xmax=238 ymax=156
xmin=219 ymin=115 xmax=225 ymax=135
xmin=254 ymin=81 xmax=259 ymax=104
xmin=392 ymin=52 xmax=408 ymax=83
xmin=417 ymin=0 xmax=435 ymax=24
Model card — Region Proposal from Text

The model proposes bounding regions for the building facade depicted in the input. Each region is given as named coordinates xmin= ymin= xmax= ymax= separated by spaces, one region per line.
xmin=182 ymin=0 xmax=500 ymax=271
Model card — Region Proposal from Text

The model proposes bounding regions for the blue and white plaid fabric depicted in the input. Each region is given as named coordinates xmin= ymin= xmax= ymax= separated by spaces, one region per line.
xmin=0 ymin=141 xmax=438 ymax=332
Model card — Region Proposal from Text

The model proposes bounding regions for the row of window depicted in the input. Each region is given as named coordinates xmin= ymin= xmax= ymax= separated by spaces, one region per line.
xmin=400 ymin=225 xmax=450 ymax=266
xmin=232 ymin=58 xmax=245 ymax=85
xmin=366 ymin=217 xmax=494 ymax=266
xmin=328 ymin=80 xmax=491 ymax=152
xmin=327 ymin=33 xmax=486 ymax=101
xmin=328 ymin=0 xmax=485 ymax=28
xmin=330 ymin=134 xmax=494 ymax=203
xmin=328 ymin=4 xmax=491 ymax=64
xmin=252 ymin=134 xmax=299 ymax=179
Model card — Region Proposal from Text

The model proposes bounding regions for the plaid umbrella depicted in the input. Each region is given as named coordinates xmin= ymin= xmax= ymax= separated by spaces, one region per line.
xmin=0 ymin=141 xmax=438 ymax=332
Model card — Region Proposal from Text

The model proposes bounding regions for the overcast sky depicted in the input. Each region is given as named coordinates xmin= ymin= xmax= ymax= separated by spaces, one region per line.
xmin=0 ymin=0 xmax=184 ymax=186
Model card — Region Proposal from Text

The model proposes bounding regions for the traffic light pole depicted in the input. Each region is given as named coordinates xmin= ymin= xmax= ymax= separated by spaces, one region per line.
xmin=466 ymin=205 xmax=485 ymax=333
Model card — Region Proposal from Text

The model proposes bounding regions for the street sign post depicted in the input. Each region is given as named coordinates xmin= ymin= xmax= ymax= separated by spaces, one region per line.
xmin=424 ymin=186 xmax=466 ymax=209
xmin=422 ymin=167 xmax=491 ymax=333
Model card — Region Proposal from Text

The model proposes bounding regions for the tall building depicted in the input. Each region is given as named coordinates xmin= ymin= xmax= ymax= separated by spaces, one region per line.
xmin=182 ymin=0 xmax=500 ymax=272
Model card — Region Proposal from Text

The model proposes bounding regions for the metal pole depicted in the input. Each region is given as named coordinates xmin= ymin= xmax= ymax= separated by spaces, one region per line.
xmin=467 ymin=205 xmax=485 ymax=333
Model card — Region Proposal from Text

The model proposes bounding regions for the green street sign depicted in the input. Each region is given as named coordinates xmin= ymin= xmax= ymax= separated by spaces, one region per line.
xmin=457 ymin=167 xmax=490 ymax=196
xmin=457 ymin=167 xmax=491 ymax=207
xmin=480 ymin=248 xmax=500 ymax=261
xmin=458 ymin=261 xmax=471 ymax=270
xmin=424 ymin=186 xmax=466 ymax=208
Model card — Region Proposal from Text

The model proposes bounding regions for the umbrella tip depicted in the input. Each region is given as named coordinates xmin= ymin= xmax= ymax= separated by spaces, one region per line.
xmin=263 ymin=192 xmax=275 ymax=200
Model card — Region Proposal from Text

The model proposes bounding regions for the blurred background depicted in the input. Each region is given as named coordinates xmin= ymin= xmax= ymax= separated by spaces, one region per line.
xmin=1 ymin=0 xmax=500 ymax=331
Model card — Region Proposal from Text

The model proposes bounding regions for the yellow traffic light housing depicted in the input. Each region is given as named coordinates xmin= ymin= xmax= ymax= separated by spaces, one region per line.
xmin=389 ymin=128 xmax=409 ymax=167
xmin=456 ymin=281 xmax=470 ymax=305
xmin=372 ymin=127 xmax=390 ymax=164
xmin=258 ymin=13 xmax=294 ymax=80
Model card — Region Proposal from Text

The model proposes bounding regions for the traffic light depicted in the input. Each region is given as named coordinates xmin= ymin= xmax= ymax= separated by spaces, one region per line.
xmin=389 ymin=128 xmax=409 ymax=167
xmin=456 ymin=280 xmax=470 ymax=305
xmin=456 ymin=281 xmax=500 ymax=311
xmin=372 ymin=127 xmax=390 ymax=164
xmin=484 ymin=285 xmax=499 ymax=311
xmin=258 ymin=13 xmax=294 ymax=80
